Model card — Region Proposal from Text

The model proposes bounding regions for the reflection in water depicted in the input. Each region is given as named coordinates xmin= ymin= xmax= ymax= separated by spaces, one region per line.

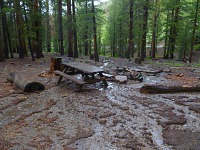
xmin=100 ymin=62 xmax=109 ymax=69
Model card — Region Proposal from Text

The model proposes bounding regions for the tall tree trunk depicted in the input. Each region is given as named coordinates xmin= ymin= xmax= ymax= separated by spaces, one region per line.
xmin=0 ymin=3 xmax=4 ymax=62
xmin=151 ymin=0 xmax=159 ymax=58
xmin=58 ymin=0 xmax=64 ymax=55
xmin=0 ymin=0 xmax=9 ymax=59
xmin=112 ymin=18 xmax=116 ymax=57
xmin=46 ymin=0 xmax=51 ymax=53
xmin=8 ymin=1 xmax=14 ymax=58
xmin=163 ymin=10 xmax=170 ymax=58
xmin=189 ymin=0 xmax=199 ymax=63
xmin=72 ymin=0 xmax=78 ymax=58
xmin=168 ymin=0 xmax=180 ymax=59
xmin=84 ymin=0 xmax=89 ymax=56
xmin=141 ymin=0 xmax=149 ymax=61
xmin=6 ymin=22 xmax=13 ymax=58
xmin=167 ymin=8 xmax=174 ymax=58
xmin=170 ymin=0 xmax=180 ymax=59
xmin=119 ymin=20 xmax=122 ymax=57
xmin=127 ymin=0 xmax=134 ymax=59
xmin=15 ymin=0 xmax=25 ymax=59
xmin=23 ymin=2 xmax=35 ymax=61
xmin=91 ymin=0 xmax=99 ymax=61
xmin=34 ymin=0 xmax=42 ymax=59
xmin=136 ymin=6 xmax=142 ymax=57
xmin=67 ymin=0 xmax=73 ymax=57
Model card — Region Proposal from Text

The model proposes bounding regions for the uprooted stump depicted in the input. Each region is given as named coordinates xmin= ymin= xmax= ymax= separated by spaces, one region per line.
xmin=140 ymin=84 xmax=200 ymax=94
xmin=7 ymin=71 xmax=45 ymax=92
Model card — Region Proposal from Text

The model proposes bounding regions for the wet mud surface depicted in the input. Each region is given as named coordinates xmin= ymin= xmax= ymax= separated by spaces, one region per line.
xmin=1 ymin=55 xmax=200 ymax=150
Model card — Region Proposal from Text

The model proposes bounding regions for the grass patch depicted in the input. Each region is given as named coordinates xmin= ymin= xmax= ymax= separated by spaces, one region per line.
xmin=174 ymin=63 xmax=185 ymax=67
xmin=192 ymin=63 xmax=200 ymax=67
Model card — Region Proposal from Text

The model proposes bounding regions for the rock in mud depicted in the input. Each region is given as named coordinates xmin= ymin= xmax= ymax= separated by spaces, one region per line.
xmin=115 ymin=75 xmax=128 ymax=83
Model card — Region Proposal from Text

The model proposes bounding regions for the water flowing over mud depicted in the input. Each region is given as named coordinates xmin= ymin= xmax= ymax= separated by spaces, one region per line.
xmin=1 ymin=55 xmax=200 ymax=150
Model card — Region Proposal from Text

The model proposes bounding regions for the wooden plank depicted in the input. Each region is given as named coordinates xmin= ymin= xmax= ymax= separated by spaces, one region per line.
xmin=62 ymin=62 xmax=104 ymax=74
xmin=54 ymin=70 xmax=86 ymax=85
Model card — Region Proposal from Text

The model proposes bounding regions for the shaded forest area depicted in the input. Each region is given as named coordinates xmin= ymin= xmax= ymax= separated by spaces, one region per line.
xmin=0 ymin=0 xmax=199 ymax=63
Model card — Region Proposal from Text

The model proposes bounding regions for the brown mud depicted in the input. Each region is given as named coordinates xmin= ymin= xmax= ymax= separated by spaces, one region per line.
xmin=1 ymin=54 xmax=200 ymax=150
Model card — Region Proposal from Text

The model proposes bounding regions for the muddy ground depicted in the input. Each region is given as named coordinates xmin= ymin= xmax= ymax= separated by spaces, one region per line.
xmin=1 ymin=54 xmax=200 ymax=150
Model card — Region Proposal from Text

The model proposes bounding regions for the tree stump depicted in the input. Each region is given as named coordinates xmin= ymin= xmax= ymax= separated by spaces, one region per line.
xmin=7 ymin=71 xmax=45 ymax=92
xmin=50 ymin=56 xmax=63 ymax=73
xmin=134 ymin=57 xmax=142 ymax=64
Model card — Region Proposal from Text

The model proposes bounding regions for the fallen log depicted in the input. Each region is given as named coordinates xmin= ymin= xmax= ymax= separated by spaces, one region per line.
xmin=132 ymin=68 xmax=163 ymax=74
xmin=140 ymin=84 xmax=200 ymax=94
xmin=7 ymin=71 xmax=45 ymax=92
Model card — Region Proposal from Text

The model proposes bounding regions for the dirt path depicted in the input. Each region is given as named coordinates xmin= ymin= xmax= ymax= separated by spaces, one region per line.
xmin=1 ymin=55 xmax=200 ymax=150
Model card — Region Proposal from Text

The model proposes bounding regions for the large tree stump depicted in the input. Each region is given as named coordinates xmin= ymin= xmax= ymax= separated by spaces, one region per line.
xmin=140 ymin=84 xmax=200 ymax=94
xmin=7 ymin=71 xmax=45 ymax=92
xmin=50 ymin=56 xmax=63 ymax=73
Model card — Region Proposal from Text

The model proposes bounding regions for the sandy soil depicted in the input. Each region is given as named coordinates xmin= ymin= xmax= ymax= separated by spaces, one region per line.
xmin=1 ymin=54 xmax=200 ymax=150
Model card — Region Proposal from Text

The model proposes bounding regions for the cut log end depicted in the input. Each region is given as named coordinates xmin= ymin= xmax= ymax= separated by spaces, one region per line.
xmin=24 ymin=82 xmax=45 ymax=92
xmin=7 ymin=71 xmax=45 ymax=92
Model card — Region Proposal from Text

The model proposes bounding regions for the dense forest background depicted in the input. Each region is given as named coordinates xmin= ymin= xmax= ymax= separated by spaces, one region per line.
xmin=0 ymin=0 xmax=199 ymax=63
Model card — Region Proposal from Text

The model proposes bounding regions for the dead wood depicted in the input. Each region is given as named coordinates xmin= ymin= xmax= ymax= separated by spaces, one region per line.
xmin=50 ymin=57 xmax=63 ymax=73
xmin=7 ymin=71 xmax=45 ymax=92
xmin=140 ymin=84 xmax=200 ymax=94
xmin=131 ymin=68 xmax=163 ymax=74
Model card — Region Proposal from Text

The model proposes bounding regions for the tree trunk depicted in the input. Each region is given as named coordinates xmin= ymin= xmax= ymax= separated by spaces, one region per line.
xmin=127 ymin=0 xmax=134 ymax=59
xmin=8 ymin=1 xmax=14 ymax=58
xmin=7 ymin=71 xmax=45 ymax=92
xmin=0 ymin=0 xmax=9 ymax=59
xmin=35 ymin=0 xmax=42 ymax=59
xmin=72 ymin=0 xmax=78 ymax=58
xmin=119 ymin=20 xmax=122 ymax=57
xmin=140 ymin=84 xmax=200 ymax=94
xmin=58 ymin=0 xmax=64 ymax=55
xmin=14 ymin=0 xmax=25 ymax=59
xmin=6 ymin=21 xmax=13 ymax=58
xmin=0 ymin=0 xmax=5 ymax=62
xmin=23 ymin=2 xmax=35 ymax=61
xmin=91 ymin=0 xmax=99 ymax=62
xmin=112 ymin=18 xmax=116 ymax=57
xmin=189 ymin=0 xmax=199 ymax=63
xmin=46 ymin=0 xmax=51 ymax=53
xmin=151 ymin=0 xmax=159 ymax=58
xmin=50 ymin=57 xmax=63 ymax=72
xmin=84 ymin=0 xmax=89 ymax=56
xmin=67 ymin=0 xmax=73 ymax=57
xmin=167 ymin=0 xmax=180 ymax=59
xmin=163 ymin=10 xmax=170 ymax=58
xmin=171 ymin=0 xmax=180 ymax=59
xmin=141 ymin=0 xmax=149 ymax=61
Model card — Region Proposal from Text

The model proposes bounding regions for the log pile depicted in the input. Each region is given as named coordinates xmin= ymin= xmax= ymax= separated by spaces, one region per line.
xmin=7 ymin=71 xmax=45 ymax=92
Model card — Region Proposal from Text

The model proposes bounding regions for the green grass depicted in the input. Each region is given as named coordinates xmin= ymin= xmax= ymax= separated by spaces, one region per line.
xmin=192 ymin=63 xmax=200 ymax=67
xmin=174 ymin=63 xmax=185 ymax=67
xmin=145 ymin=59 xmax=185 ymax=67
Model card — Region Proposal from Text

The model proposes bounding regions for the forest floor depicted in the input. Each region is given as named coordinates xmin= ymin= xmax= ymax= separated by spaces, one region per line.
xmin=1 ymin=53 xmax=200 ymax=150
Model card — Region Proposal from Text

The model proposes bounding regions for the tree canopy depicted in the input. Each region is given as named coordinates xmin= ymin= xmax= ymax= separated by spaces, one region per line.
xmin=0 ymin=0 xmax=199 ymax=62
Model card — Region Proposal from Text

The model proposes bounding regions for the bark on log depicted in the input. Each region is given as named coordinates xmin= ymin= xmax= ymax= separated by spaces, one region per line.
xmin=140 ymin=84 xmax=200 ymax=94
xmin=7 ymin=71 xmax=45 ymax=92
xmin=132 ymin=68 xmax=163 ymax=74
